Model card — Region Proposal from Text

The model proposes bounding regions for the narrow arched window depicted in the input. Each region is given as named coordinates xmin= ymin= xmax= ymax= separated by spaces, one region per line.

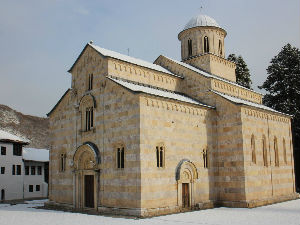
xmin=87 ymin=73 xmax=93 ymax=91
xmin=204 ymin=36 xmax=209 ymax=53
xmin=60 ymin=153 xmax=66 ymax=172
xmin=188 ymin=39 xmax=192 ymax=56
xmin=117 ymin=147 xmax=125 ymax=169
xmin=274 ymin=137 xmax=279 ymax=167
xmin=85 ymin=107 xmax=94 ymax=131
xmin=156 ymin=145 xmax=164 ymax=168
xmin=1 ymin=189 xmax=4 ymax=201
xmin=219 ymin=40 xmax=222 ymax=56
xmin=251 ymin=135 xmax=256 ymax=164
xmin=262 ymin=135 xmax=268 ymax=167
xmin=283 ymin=138 xmax=287 ymax=164
xmin=203 ymin=149 xmax=208 ymax=168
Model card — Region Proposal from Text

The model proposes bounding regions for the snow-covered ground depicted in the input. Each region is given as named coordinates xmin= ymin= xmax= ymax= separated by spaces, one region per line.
xmin=0 ymin=199 xmax=300 ymax=225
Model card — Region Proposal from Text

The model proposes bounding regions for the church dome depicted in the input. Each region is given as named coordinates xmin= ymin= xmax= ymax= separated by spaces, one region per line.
xmin=183 ymin=14 xmax=221 ymax=30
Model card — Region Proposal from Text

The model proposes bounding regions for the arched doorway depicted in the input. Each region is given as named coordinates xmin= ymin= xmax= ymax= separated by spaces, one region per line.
xmin=175 ymin=159 xmax=198 ymax=209
xmin=72 ymin=142 xmax=100 ymax=209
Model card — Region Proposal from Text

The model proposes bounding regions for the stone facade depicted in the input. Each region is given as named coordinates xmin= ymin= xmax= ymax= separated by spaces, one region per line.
xmin=46 ymin=15 xmax=298 ymax=217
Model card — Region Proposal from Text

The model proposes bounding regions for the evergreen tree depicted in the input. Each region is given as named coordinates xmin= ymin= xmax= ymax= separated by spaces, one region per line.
xmin=259 ymin=43 xmax=300 ymax=191
xmin=227 ymin=54 xmax=252 ymax=89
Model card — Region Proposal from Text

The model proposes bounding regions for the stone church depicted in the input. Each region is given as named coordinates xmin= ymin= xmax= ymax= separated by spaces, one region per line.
xmin=47 ymin=14 xmax=298 ymax=216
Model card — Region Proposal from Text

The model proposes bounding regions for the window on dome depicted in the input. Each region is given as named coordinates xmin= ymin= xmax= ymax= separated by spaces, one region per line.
xmin=219 ymin=40 xmax=222 ymax=56
xmin=204 ymin=36 xmax=209 ymax=53
xmin=188 ymin=39 xmax=192 ymax=57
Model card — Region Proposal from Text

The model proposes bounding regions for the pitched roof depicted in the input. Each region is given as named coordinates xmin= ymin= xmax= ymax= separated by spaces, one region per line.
xmin=0 ymin=130 xmax=29 ymax=144
xmin=107 ymin=76 xmax=214 ymax=109
xmin=159 ymin=55 xmax=262 ymax=95
xmin=23 ymin=148 xmax=49 ymax=162
xmin=47 ymin=89 xmax=71 ymax=117
xmin=211 ymin=90 xmax=291 ymax=117
xmin=69 ymin=43 xmax=183 ymax=78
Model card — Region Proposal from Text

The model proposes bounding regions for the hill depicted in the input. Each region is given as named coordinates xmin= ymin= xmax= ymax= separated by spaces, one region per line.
xmin=0 ymin=104 xmax=49 ymax=149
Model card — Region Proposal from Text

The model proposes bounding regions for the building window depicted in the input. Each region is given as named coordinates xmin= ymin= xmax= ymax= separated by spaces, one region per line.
xmin=36 ymin=185 xmax=40 ymax=192
xmin=1 ymin=146 xmax=6 ymax=155
xmin=274 ymin=137 xmax=279 ymax=167
xmin=251 ymin=135 xmax=256 ymax=164
xmin=1 ymin=167 xmax=5 ymax=174
xmin=203 ymin=149 xmax=208 ymax=168
xmin=1 ymin=189 xmax=4 ymax=201
xmin=117 ymin=147 xmax=124 ymax=169
xmin=38 ymin=166 xmax=42 ymax=175
xmin=60 ymin=153 xmax=66 ymax=172
xmin=85 ymin=107 xmax=94 ymax=131
xmin=29 ymin=185 xmax=33 ymax=192
xmin=25 ymin=166 xmax=29 ymax=175
xmin=88 ymin=73 xmax=93 ymax=91
xmin=13 ymin=144 xmax=22 ymax=156
xmin=31 ymin=166 xmax=35 ymax=175
xmin=12 ymin=165 xmax=15 ymax=175
xmin=188 ymin=39 xmax=192 ymax=56
xmin=283 ymin=138 xmax=287 ymax=164
xmin=262 ymin=135 xmax=268 ymax=167
xmin=204 ymin=36 xmax=209 ymax=53
xmin=156 ymin=145 xmax=164 ymax=168
xmin=219 ymin=40 xmax=222 ymax=56
xmin=17 ymin=165 xmax=21 ymax=175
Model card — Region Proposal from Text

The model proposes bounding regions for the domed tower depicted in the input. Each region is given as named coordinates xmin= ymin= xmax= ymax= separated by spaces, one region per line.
xmin=178 ymin=15 xmax=236 ymax=82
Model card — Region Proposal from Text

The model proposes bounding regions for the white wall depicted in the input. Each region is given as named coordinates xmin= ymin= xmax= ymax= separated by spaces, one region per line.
xmin=0 ymin=142 xmax=24 ymax=201
xmin=24 ymin=161 xmax=48 ymax=199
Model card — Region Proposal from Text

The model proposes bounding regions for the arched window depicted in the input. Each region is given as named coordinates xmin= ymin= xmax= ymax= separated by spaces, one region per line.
xmin=85 ymin=107 xmax=94 ymax=131
xmin=79 ymin=94 xmax=96 ymax=132
xmin=219 ymin=40 xmax=222 ymax=56
xmin=283 ymin=138 xmax=287 ymax=164
xmin=188 ymin=39 xmax=192 ymax=56
xmin=274 ymin=137 xmax=279 ymax=167
xmin=204 ymin=36 xmax=209 ymax=53
xmin=203 ymin=149 xmax=208 ymax=168
xmin=262 ymin=135 xmax=268 ymax=167
xmin=251 ymin=135 xmax=256 ymax=164
xmin=117 ymin=146 xmax=125 ymax=169
xmin=156 ymin=145 xmax=164 ymax=168
xmin=1 ymin=189 xmax=4 ymax=201
xmin=60 ymin=153 xmax=66 ymax=172
xmin=87 ymin=73 xmax=93 ymax=91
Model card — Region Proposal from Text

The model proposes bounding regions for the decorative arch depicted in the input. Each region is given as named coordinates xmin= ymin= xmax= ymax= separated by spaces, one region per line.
xmin=175 ymin=159 xmax=198 ymax=208
xmin=175 ymin=159 xmax=198 ymax=181
xmin=79 ymin=94 xmax=96 ymax=110
xmin=73 ymin=142 xmax=100 ymax=170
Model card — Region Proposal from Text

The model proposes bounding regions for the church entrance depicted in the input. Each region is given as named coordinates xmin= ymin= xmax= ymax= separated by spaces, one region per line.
xmin=182 ymin=183 xmax=190 ymax=208
xmin=72 ymin=143 xmax=101 ymax=210
xmin=84 ymin=175 xmax=94 ymax=208
xmin=175 ymin=160 xmax=198 ymax=209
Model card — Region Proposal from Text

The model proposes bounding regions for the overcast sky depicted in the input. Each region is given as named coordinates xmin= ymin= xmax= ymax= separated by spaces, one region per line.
xmin=0 ymin=0 xmax=299 ymax=117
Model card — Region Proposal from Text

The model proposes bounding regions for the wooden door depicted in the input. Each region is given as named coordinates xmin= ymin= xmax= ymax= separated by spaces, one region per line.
xmin=84 ymin=175 xmax=94 ymax=208
xmin=182 ymin=183 xmax=189 ymax=208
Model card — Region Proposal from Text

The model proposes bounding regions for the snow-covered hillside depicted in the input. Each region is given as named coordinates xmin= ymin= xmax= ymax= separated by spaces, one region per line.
xmin=0 ymin=199 xmax=299 ymax=225
xmin=0 ymin=104 xmax=49 ymax=149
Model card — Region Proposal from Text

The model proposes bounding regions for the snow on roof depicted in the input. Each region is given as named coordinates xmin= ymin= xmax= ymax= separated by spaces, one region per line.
xmin=211 ymin=90 xmax=291 ymax=116
xmin=23 ymin=148 xmax=49 ymax=162
xmin=184 ymin=14 xmax=221 ymax=30
xmin=162 ymin=55 xmax=262 ymax=95
xmin=0 ymin=130 xmax=29 ymax=144
xmin=107 ymin=76 xmax=214 ymax=109
xmin=88 ymin=43 xmax=183 ymax=78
